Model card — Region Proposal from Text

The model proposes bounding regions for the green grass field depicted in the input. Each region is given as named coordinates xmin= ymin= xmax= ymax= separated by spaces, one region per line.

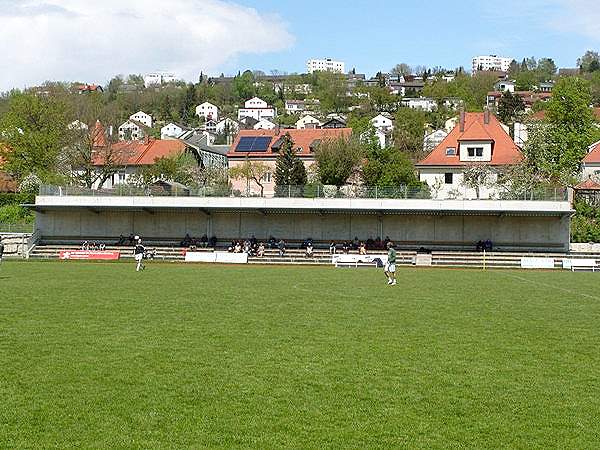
xmin=1 ymin=261 xmax=600 ymax=449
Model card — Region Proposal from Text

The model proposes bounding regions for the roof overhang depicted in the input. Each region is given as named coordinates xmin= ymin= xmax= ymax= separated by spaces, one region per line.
xmin=31 ymin=196 xmax=574 ymax=218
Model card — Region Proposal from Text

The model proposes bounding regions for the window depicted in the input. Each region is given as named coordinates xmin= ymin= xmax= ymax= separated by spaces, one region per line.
xmin=262 ymin=172 xmax=272 ymax=183
xmin=467 ymin=147 xmax=484 ymax=157
xmin=446 ymin=147 xmax=456 ymax=156
xmin=444 ymin=173 xmax=453 ymax=184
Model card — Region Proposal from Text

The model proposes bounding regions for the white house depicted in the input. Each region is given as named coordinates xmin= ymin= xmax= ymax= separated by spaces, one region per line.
xmin=582 ymin=141 xmax=600 ymax=181
xmin=494 ymin=80 xmax=516 ymax=93
xmin=371 ymin=113 xmax=394 ymax=132
xmin=237 ymin=97 xmax=276 ymax=121
xmin=129 ymin=111 xmax=153 ymax=128
xmin=285 ymin=100 xmax=306 ymax=114
xmin=196 ymin=102 xmax=219 ymax=121
xmin=253 ymin=118 xmax=277 ymax=130
xmin=401 ymin=98 xmax=437 ymax=112
xmin=423 ymin=129 xmax=449 ymax=153
xmin=118 ymin=120 xmax=147 ymax=141
xmin=296 ymin=114 xmax=321 ymax=130
xmin=161 ymin=123 xmax=188 ymax=140
xmin=144 ymin=72 xmax=176 ymax=88
xmin=416 ymin=111 xmax=523 ymax=200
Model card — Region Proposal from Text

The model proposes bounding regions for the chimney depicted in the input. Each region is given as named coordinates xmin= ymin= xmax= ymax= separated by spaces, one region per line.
xmin=484 ymin=107 xmax=490 ymax=125
xmin=459 ymin=110 xmax=465 ymax=132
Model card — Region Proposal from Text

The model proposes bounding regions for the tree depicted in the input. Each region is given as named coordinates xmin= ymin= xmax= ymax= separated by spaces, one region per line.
xmin=523 ymin=77 xmax=600 ymax=182
xmin=497 ymin=91 xmax=525 ymax=132
xmin=393 ymin=107 xmax=427 ymax=159
xmin=508 ymin=60 xmax=520 ymax=77
xmin=515 ymin=70 xmax=537 ymax=91
xmin=461 ymin=163 xmax=494 ymax=199
xmin=0 ymin=92 xmax=70 ymax=181
xmin=229 ymin=160 xmax=271 ymax=196
xmin=136 ymin=152 xmax=198 ymax=187
xmin=314 ymin=136 xmax=363 ymax=186
xmin=578 ymin=50 xmax=600 ymax=73
xmin=362 ymin=146 xmax=420 ymax=187
xmin=180 ymin=83 xmax=197 ymax=125
xmin=390 ymin=63 xmax=412 ymax=78
xmin=274 ymin=133 xmax=307 ymax=193
xmin=536 ymin=58 xmax=557 ymax=81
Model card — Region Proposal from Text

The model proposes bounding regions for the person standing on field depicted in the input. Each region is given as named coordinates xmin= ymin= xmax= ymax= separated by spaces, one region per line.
xmin=134 ymin=239 xmax=146 ymax=272
xmin=384 ymin=242 xmax=397 ymax=286
xmin=0 ymin=239 xmax=4 ymax=266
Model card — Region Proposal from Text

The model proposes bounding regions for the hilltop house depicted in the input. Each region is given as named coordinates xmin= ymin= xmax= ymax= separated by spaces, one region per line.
xmin=196 ymin=102 xmax=219 ymax=121
xmin=237 ymin=97 xmax=277 ymax=121
xmin=416 ymin=111 xmax=523 ymax=199
xmin=118 ymin=120 xmax=148 ymax=141
xmin=285 ymin=100 xmax=306 ymax=114
xmin=161 ymin=122 xmax=190 ymax=140
xmin=254 ymin=118 xmax=277 ymax=130
xmin=129 ymin=111 xmax=153 ymax=128
xmin=423 ymin=129 xmax=449 ymax=153
xmin=227 ymin=128 xmax=352 ymax=196
xmin=296 ymin=114 xmax=321 ymax=130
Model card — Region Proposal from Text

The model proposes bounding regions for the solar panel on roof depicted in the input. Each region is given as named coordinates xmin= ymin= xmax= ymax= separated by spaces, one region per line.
xmin=251 ymin=136 xmax=272 ymax=151
xmin=235 ymin=136 xmax=272 ymax=152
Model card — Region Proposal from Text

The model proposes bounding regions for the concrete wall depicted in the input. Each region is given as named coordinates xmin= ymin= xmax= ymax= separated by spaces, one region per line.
xmin=0 ymin=233 xmax=32 ymax=257
xmin=35 ymin=209 xmax=570 ymax=250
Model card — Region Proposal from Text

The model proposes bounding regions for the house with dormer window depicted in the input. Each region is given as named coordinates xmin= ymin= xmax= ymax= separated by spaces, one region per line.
xmin=416 ymin=111 xmax=523 ymax=199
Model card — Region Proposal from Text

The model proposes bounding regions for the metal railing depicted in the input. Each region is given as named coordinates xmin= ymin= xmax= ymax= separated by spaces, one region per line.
xmin=0 ymin=223 xmax=35 ymax=233
xmin=38 ymin=184 xmax=569 ymax=202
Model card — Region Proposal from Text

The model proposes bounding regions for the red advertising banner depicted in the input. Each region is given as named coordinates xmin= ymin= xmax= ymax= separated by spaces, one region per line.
xmin=59 ymin=250 xmax=120 ymax=261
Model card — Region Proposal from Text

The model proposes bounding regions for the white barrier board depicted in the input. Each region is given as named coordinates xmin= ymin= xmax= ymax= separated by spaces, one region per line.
xmin=185 ymin=252 xmax=216 ymax=263
xmin=185 ymin=252 xmax=248 ymax=264
xmin=520 ymin=257 xmax=555 ymax=269
xmin=332 ymin=254 xmax=388 ymax=266
xmin=215 ymin=252 xmax=248 ymax=264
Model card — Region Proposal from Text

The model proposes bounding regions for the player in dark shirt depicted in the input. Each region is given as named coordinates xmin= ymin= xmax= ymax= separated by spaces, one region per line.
xmin=134 ymin=240 xmax=146 ymax=272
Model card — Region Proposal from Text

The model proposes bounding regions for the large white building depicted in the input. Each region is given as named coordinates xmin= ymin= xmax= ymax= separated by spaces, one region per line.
xmin=306 ymin=58 xmax=345 ymax=74
xmin=143 ymin=72 xmax=176 ymax=88
xmin=237 ymin=97 xmax=277 ymax=121
xmin=472 ymin=55 xmax=512 ymax=74
xmin=196 ymin=102 xmax=219 ymax=121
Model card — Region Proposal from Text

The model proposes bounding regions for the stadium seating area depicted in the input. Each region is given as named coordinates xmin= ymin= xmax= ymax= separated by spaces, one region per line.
xmin=26 ymin=236 xmax=600 ymax=269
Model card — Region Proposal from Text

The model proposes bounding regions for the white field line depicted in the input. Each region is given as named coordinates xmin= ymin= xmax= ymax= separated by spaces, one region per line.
xmin=502 ymin=273 xmax=600 ymax=302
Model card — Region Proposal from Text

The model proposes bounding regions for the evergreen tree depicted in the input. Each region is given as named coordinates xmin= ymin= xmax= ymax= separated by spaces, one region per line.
xmin=274 ymin=133 xmax=307 ymax=195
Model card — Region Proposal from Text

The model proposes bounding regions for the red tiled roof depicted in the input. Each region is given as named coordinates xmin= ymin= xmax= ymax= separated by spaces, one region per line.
xmin=93 ymin=139 xmax=187 ymax=166
xmin=575 ymin=178 xmax=600 ymax=191
xmin=91 ymin=120 xmax=108 ymax=148
xmin=417 ymin=112 xmax=523 ymax=167
xmin=228 ymin=128 xmax=352 ymax=158
xmin=583 ymin=141 xmax=600 ymax=164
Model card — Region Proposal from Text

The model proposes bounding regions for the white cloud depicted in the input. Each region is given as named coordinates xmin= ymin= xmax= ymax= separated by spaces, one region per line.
xmin=0 ymin=0 xmax=295 ymax=91
xmin=548 ymin=0 xmax=600 ymax=40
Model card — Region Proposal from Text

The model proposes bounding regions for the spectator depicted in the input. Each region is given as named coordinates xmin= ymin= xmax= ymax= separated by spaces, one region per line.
xmin=181 ymin=233 xmax=192 ymax=247
xmin=116 ymin=234 xmax=127 ymax=246
xmin=250 ymin=235 xmax=257 ymax=247
xmin=200 ymin=234 xmax=208 ymax=248
xmin=352 ymin=237 xmax=359 ymax=250
xmin=268 ymin=236 xmax=277 ymax=249
xmin=342 ymin=242 xmax=350 ymax=254
xmin=305 ymin=242 xmax=314 ymax=258
xmin=329 ymin=241 xmax=336 ymax=255
xmin=209 ymin=236 xmax=217 ymax=248
xmin=484 ymin=239 xmax=493 ymax=252
xmin=359 ymin=242 xmax=367 ymax=255
xmin=234 ymin=242 xmax=242 ymax=253
xmin=257 ymin=243 xmax=265 ymax=257
xmin=278 ymin=239 xmax=286 ymax=257
xmin=128 ymin=234 xmax=135 ymax=245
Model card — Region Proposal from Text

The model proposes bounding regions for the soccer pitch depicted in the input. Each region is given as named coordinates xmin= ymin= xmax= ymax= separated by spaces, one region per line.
xmin=1 ymin=262 xmax=600 ymax=448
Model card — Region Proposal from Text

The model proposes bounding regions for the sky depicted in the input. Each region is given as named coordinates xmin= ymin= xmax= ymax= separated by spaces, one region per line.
xmin=0 ymin=0 xmax=599 ymax=91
